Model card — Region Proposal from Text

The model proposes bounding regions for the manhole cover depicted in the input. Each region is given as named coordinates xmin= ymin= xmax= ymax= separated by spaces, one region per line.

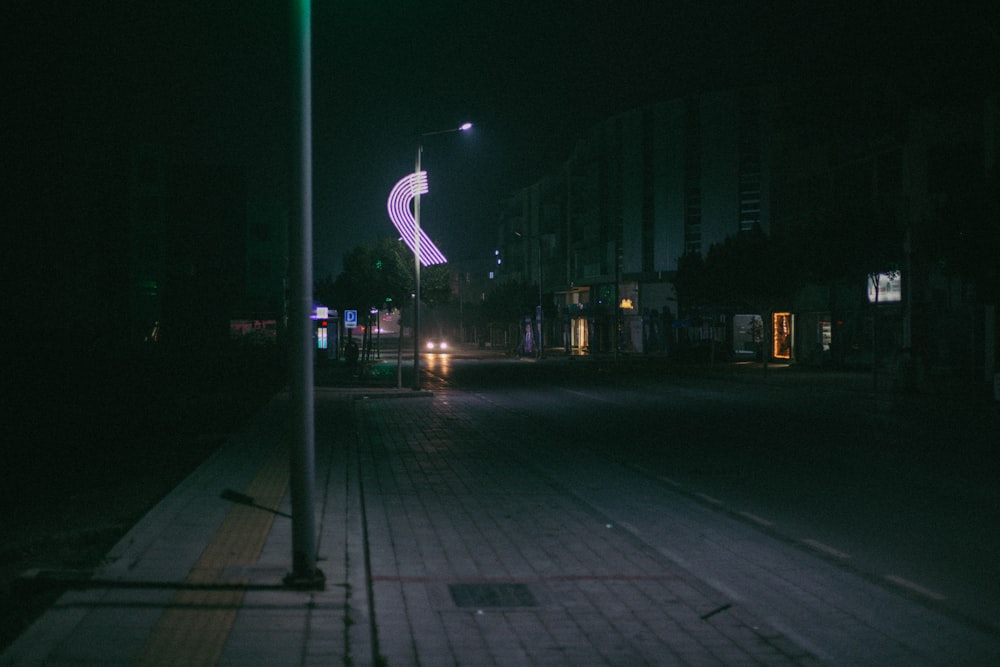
xmin=449 ymin=583 xmax=538 ymax=608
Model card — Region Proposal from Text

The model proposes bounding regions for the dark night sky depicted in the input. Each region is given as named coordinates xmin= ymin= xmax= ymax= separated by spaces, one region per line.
xmin=7 ymin=1 xmax=997 ymax=282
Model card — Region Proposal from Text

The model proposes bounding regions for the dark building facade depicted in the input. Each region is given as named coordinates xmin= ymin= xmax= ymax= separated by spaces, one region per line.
xmin=493 ymin=84 xmax=998 ymax=389
xmin=495 ymin=87 xmax=777 ymax=358
xmin=128 ymin=142 xmax=286 ymax=351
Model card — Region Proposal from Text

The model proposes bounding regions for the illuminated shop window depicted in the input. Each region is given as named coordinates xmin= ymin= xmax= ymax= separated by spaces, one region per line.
xmin=772 ymin=312 xmax=792 ymax=360
xmin=867 ymin=272 xmax=902 ymax=303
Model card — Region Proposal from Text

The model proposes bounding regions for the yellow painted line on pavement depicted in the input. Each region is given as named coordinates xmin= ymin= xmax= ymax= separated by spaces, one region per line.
xmin=133 ymin=440 xmax=289 ymax=667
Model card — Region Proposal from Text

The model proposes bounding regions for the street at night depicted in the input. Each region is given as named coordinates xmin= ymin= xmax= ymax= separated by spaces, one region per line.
xmin=7 ymin=1 xmax=999 ymax=664
xmin=417 ymin=357 xmax=1000 ymax=656
xmin=7 ymin=353 xmax=997 ymax=665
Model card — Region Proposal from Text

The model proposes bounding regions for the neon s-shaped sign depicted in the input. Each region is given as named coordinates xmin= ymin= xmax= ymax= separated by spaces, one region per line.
xmin=387 ymin=171 xmax=447 ymax=266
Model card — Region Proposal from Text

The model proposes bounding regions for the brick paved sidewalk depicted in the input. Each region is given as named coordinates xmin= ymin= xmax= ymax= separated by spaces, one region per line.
xmin=7 ymin=373 xmax=994 ymax=665
xmin=3 ymin=394 xmax=356 ymax=667
xmin=351 ymin=392 xmax=819 ymax=665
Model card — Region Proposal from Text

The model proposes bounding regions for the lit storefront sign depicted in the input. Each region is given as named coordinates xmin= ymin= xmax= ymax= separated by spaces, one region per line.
xmin=772 ymin=312 xmax=792 ymax=360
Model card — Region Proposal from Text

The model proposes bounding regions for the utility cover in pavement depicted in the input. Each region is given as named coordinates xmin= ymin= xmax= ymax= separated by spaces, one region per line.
xmin=449 ymin=583 xmax=538 ymax=608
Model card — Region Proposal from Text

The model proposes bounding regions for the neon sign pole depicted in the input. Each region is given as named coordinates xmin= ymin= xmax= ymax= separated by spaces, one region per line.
xmin=387 ymin=123 xmax=470 ymax=390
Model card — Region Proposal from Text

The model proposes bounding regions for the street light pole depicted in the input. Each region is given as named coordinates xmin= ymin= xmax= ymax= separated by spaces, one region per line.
xmin=410 ymin=123 xmax=472 ymax=391
xmin=536 ymin=236 xmax=543 ymax=359
xmin=412 ymin=144 xmax=423 ymax=390
xmin=286 ymin=0 xmax=323 ymax=590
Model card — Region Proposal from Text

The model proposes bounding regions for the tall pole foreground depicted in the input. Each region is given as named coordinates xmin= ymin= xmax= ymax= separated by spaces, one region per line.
xmin=285 ymin=0 xmax=324 ymax=590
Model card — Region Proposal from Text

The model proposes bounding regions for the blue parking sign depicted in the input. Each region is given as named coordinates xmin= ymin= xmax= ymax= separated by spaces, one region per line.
xmin=344 ymin=309 xmax=358 ymax=328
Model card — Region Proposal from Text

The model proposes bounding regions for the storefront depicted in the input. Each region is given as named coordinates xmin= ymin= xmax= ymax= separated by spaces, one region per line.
xmin=732 ymin=312 xmax=795 ymax=362
xmin=557 ymin=288 xmax=590 ymax=354
xmin=772 ymin=312 xmax=793 ymax=360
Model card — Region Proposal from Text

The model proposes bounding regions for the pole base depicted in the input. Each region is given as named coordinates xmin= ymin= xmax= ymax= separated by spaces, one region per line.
xmin=283 ymin=567 xmax=326 ymax=591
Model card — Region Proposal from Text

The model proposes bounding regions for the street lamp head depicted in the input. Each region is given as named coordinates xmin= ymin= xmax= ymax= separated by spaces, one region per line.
xmin=422 ymin=122 xmax=473 ymax=137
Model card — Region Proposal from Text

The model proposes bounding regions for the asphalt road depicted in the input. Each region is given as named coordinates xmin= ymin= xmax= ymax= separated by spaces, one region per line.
xmin=419 ymin=356 xmax=1000 ymax=640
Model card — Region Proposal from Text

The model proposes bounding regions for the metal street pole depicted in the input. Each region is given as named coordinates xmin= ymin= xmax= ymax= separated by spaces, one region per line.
xmin=413 ymin=145 xmax=423 ymax=390
xmin=285 ymin=0 xmax=323 ymax=590
xmin=410 ymin=123 xmax=471 ymax=390
xmin=537 ymin=236 xmax=543 ymax=359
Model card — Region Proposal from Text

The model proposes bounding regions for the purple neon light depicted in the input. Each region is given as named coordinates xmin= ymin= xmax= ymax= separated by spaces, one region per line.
xmin=387 ymin=171 xmax=448 ymax=266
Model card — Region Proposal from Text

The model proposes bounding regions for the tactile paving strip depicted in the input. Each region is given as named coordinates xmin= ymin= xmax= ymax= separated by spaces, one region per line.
xmin=133 ymin=441 xmax=289 ymax=666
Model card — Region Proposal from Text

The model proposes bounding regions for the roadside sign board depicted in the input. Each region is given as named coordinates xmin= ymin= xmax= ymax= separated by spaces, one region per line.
xmin=344 ymin=309 xmax=358 ymax=329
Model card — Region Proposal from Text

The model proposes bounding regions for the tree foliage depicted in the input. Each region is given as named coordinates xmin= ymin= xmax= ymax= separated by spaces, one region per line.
xmin=779 ymin=168 xmax=905 ymax=292
xmin=316 ymin=237 xmax=413 ymax=313
xmin=674 ymin=226 xmax=791 ymax=315
xmin=315 ymin=237 xmax=453 ymax=315
xmin=912 ymin=155 xmax=999 ymax=303
xmin=481 ymin=279 xmax=536 ymax=324
xmin=673 ymin=251 xmax=707 ymax=314
xmin=419 ymin=264 xmax=452 ymax=307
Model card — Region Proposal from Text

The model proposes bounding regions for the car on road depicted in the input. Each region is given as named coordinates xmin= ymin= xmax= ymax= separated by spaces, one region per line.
xmin=424 ymin=338 xmax=449 ymax=353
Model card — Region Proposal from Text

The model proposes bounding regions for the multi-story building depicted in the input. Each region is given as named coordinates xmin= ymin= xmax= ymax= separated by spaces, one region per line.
xmin=494 ymin=84 xmax=997 ymax=386
xmin=773 ymin=84 xmax=997 ymax=382
xmin=496 ymin=86 xmax=776 ymax=356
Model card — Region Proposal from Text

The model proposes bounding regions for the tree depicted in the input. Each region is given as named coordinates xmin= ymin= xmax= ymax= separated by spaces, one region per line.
xmin=672 ymin=251 xmax=707 ymax=317
xmin=673 ymin=227 xmax=793 ymax=365
xmin=477 ymin=279 xmax=537 ymax=349
xmin=316 ymin=237 xmax=461 ymax=355
xmin=419 ymin=264 xmax=451 ymax=307
xmin=709 ymin=227 xmax=792 ymax=368
xmin=781 ymin=176 xmax=906 ymax=371
xmin=319 ymin=237 xmax=414 ymax=313
xmin=914 ymin=153 xmax=999 ymax=305
xmin=315 ymin=238 xmax=418 ymax=359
